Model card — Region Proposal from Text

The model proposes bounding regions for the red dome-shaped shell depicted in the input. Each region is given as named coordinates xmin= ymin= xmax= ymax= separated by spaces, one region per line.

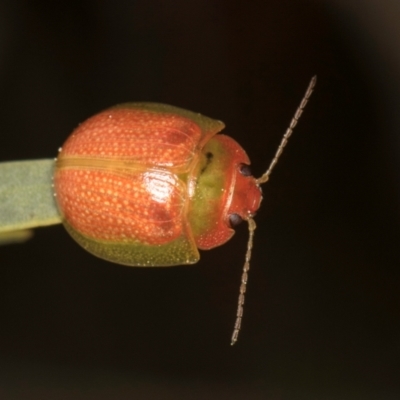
xmin=54 ymin=103 xmax=225 ymax=266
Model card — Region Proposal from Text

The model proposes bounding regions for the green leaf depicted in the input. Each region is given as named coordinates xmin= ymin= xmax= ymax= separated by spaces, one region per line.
xmin=0 ymin=159 xmax=62 ymax=237
xmin=0 ymin=230 xmax=33 ymax=245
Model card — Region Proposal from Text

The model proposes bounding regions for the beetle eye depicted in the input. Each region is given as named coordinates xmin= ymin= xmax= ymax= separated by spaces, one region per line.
xmin=229 ymin=213 xmax=243 ymax=228
xmin=239 ymin=163 xmax=252 ymax=177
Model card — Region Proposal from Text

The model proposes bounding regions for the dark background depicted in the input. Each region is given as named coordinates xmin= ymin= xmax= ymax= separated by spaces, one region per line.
xmin=0 ymin=0 xmax=399 ymax=398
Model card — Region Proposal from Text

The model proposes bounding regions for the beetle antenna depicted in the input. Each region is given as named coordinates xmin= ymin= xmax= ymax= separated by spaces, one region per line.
xmin=231 ymin=217 xmax=256 ymax=345
xmin=231 ymin=76 xmax=316 ymax=345
xmin=256 ymin=76 xmax=317 ymax=185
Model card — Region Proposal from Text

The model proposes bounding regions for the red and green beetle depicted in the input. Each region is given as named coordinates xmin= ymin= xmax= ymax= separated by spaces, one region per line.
xmin=53 ymin=77 xmax=316 ymax=344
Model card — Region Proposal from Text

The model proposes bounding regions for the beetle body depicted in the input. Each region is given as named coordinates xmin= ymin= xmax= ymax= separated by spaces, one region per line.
xmin=54 ymin=103 xmax=262 ymax=266
xmin=54 ymin=77 xmax=316 ymax=344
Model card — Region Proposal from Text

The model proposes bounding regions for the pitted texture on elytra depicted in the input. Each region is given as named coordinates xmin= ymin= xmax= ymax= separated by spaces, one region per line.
xmin=62 ymin=108 xmax=202 ymax=170
xmin=54 ymin=168 xmax=185 ymax=245
xmin=54 ymin=103 xmax=226 ymax=265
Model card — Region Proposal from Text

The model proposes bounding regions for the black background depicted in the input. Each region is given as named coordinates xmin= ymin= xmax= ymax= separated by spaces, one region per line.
xmin=0 ymin=0 xmax=399 ymax=399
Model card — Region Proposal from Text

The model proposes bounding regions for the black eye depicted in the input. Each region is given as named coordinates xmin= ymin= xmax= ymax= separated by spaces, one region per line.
xmin=229 ymin=213 xmax=243 ymax=228
xmin=239 ymin=163 xmax=252 ymax=177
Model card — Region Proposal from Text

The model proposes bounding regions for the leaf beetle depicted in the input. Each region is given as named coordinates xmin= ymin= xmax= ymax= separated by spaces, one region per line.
xmin=54 ymin=76 xmax=316 ymax=344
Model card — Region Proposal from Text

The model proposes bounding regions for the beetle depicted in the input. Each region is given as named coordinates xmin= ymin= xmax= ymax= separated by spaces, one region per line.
xmin=53 ymin=77 xmax=316 ymax=344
